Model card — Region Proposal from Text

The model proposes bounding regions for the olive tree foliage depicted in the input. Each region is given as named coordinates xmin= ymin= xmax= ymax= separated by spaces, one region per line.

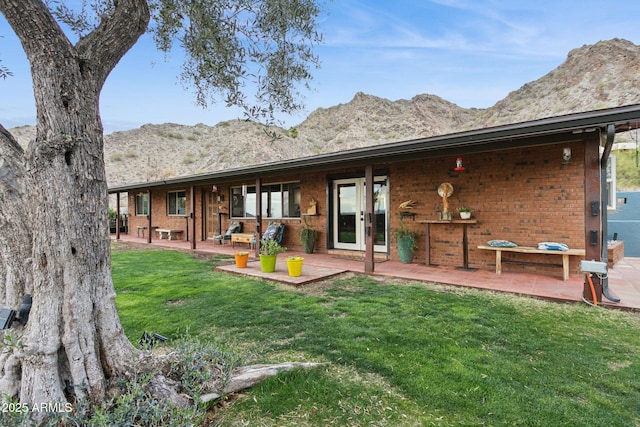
xmin=51 ymin=0 xmax=323 ymax=120
xmin=0 ymin=0 xmax=323 ymax=422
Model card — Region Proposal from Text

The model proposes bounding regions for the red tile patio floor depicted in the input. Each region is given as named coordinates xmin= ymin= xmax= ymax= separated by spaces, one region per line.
xmin=111 ymin=234 xmax=640 ymax=312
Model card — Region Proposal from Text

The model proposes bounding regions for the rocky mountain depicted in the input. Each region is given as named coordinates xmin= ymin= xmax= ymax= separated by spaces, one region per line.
xmin=9 ymin=38 xmax=640 ymax=186
xmin=466 ymin=38 xmax=640 ymax=129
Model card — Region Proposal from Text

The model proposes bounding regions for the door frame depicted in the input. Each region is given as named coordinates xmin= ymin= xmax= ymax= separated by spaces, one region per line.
xmin=330 ymin=175 xmax=389 ymax=253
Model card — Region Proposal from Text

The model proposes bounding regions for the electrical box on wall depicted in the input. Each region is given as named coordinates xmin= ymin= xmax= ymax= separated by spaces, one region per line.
xmin=580 ymin=260 xmax=608 ymax=275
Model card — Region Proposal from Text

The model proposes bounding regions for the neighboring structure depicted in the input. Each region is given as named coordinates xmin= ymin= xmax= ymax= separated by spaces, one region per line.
xmin=109 ymin=105 xmax=640 ymax=283
xmin=609 ymin=191 xmax=640 ymax=256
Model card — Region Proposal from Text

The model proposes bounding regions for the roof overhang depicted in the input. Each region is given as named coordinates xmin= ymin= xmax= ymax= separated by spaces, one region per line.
xmin=109 ymin=104 xmax=640 ymax=193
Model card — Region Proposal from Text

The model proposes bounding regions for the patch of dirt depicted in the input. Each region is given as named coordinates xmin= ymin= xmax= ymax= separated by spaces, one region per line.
xmin=110 ymin=240 xmax=163 ymax=252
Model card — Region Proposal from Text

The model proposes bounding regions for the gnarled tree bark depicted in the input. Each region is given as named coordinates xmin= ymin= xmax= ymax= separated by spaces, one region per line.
xmin=0 ymin=0 xmax=149 ymax=421
xmin=0 ymin=0 xmax=324 ymax=423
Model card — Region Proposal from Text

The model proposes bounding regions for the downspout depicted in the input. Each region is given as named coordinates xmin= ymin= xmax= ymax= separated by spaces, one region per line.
xmin=601 ymin=124 xmax=620 ymax=303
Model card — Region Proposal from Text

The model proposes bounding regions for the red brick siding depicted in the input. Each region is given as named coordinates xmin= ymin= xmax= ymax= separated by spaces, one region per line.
xmin=124 ymin=141 xmax=590 ymax=277
xmin=388 ymin=142 xmax=586 ymax=275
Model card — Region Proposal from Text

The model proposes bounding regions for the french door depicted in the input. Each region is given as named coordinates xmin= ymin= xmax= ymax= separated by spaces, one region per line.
xmin=333 ymin=177 xmax=388 ymax=252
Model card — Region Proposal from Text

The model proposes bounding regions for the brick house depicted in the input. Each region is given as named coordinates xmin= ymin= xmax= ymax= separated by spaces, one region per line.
xmin=109 ymin=105 xmax=640 ymax=278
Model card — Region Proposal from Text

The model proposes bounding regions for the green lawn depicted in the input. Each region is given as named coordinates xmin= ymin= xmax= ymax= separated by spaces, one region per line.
xmin=112 ymin=249 xmax=640 ymax=426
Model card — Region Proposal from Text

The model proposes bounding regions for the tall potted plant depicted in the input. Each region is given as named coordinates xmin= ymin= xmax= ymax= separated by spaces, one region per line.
xmin=393 ymin=218 xmax=418 ymax=264
xmin=259 ymin=239 xmax=286 ymax=272
xmin=299 ymin=216 xmax=317 ymax=254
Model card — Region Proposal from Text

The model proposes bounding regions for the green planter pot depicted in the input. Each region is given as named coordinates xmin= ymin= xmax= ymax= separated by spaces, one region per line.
xmin=260 ymin=254 xmax=278 ymax=272
xmin=397 ymin=236 xmax=415 ymax=264
xmin=300 ymin=229 xmax=317 ymax=254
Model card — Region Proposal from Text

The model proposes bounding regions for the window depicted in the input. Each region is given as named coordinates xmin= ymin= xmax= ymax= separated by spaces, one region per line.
xmin=135 ymin=193 xmax=148 ymax=216
xmin=231 ymin=182 xmax=300 ymax=218
xmin=168 ymin=191 xmax=186 ymax=216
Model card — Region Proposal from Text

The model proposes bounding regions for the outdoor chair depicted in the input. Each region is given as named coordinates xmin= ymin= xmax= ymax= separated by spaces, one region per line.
xmin=262 ymin=221 xmax=285 ymax=243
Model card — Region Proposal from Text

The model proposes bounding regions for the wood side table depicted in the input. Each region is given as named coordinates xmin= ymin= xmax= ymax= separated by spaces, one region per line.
xmin=418 ymin=219 xmax=478 ymax=270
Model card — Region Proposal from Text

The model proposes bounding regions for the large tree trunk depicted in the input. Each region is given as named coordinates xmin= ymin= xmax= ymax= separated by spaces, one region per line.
xmin=0 ymin=0 xmax=150 ymax=421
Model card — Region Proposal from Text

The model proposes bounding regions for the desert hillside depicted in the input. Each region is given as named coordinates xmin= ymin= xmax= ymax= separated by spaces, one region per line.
xmin=9 ymin=38 xmax=640 ymax=187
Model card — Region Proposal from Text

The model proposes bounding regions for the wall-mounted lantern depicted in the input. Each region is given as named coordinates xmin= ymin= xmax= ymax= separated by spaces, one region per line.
xmin=454 ymin=156 xmax=465 ymax=171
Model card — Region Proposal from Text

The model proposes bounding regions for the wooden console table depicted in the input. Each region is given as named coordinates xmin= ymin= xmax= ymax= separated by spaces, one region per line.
xmin=419 ymin=219 xmax=478 ymax=270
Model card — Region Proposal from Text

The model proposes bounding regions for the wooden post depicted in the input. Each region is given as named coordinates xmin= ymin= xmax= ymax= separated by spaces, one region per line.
xmin=255 ymin=178 xmax=262 ymax=257
xmin=190 ymin=186 xmax=196 ymax=250
xmin=583 ymin=134 xmax=602 ymax=303
xmin=115 ymin=192 xmax=121 ymax=240
xmin=364 ymin=165 xmax=374 ymax=273
xmin=147 ymin=190 xmax=152 ymax=244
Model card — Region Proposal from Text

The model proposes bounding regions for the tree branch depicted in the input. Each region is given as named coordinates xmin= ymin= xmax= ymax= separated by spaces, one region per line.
xmin=76 ymin=0 xmax=150 ymax=88
xmin=0 ymin=0 xmax=74 ymax=66
xmin=200 ymin=362 xmax=327 ymax=403
xmin=0 ymin=125 xmax=32 ymax=308
xmin=0 ymin=125 xmax=26 ymax=194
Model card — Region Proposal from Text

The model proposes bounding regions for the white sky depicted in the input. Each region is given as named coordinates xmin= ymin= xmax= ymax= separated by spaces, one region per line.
xmin=1 ymin=0 xmax=639 ymax=134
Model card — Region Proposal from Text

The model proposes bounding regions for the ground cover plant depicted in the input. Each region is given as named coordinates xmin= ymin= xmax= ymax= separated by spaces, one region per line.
xmin=111 ymin=248 xmax=640 ymax=426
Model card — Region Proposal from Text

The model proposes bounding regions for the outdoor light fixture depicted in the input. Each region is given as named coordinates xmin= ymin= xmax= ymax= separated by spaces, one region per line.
xmin=0 ymin=294 xmax=32 ymax=330
xmin=454 ymin=156 xmax=465 ymax=171
xmin=211 ymin=185 xmax=218 ymax=193
xmin=562 ymin=147 xmax=572 ymax=164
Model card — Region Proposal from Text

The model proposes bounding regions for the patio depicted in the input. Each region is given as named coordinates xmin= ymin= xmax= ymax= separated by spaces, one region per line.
xmin=111 ymin=234 xmax=640 ymax=311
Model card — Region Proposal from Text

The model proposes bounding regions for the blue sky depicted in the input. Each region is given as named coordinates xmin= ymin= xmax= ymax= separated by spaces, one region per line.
xmin=1 ymin=0 xmax=639 ymax=134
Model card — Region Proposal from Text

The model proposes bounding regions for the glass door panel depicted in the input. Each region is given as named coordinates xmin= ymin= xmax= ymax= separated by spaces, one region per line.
xmin=333 ymin=177 xmax=388 ymax=252
xmin=372 ymin=180 xmax=388 ymax=250
xmin=335 ymin=182 xmax=358 ymax=248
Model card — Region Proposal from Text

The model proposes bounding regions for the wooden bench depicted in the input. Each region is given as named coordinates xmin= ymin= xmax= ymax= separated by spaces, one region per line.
xmin=477 ymin=245 xmax=585 ymax=280
xmin=231 ymin=233 xmax=256 ymax=249
xmin=137 ymin=226 xmax=158 ymax=238
xmin=155 ymin=228 xmax=183 ymax=240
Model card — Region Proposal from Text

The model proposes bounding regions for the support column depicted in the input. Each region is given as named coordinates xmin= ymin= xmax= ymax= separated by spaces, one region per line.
xmin=115 ymin=192 xmax=121 ymax=240
xmin=255 ymin=178 xmax=262 ymax=257
xmin=190 ymin=186 xmax=196 ymax=250
xmin=147 ymin=190 xmax=153 ymax=244
xmin=583 ymin=134 xmax=602 ymax=303
xmin=364 ymin=165 xmax=375 ymax=273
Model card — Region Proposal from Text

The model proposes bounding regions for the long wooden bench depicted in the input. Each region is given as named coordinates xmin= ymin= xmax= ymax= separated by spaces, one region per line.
xmin=155 ymin=228 xmax=183 ymax=240
xmin=477 ymin=245 xmax=585 ymax=280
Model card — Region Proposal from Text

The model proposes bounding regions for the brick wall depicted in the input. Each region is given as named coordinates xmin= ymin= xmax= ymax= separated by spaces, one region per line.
xmin=124 ymin=140 xmax=590 ymax=276
xmin=388 ymin=141 xmax=586 ymax=275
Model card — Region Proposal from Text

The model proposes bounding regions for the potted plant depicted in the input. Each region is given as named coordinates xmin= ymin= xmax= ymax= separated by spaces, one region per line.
xmin=458 ymin=207 xmax=473 ymax=219
xmin=392 ymin=218 xmax=418 ymax=264
xmin=286 ymin=256 xmax=304 ymax=277
xmin=299 ymin=216 xmax=317 ymax=254
xmin=259 ymin=239 xmax=286 ymax=273
xmin=234 ymin=251 xmax=249 ymax=268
